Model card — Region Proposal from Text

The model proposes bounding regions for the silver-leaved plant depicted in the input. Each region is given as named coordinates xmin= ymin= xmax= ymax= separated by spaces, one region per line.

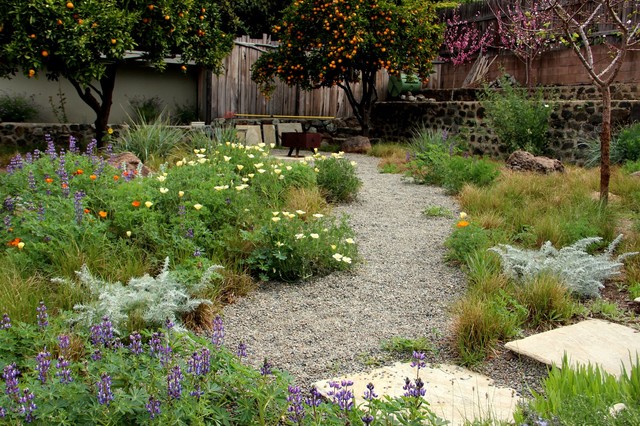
xmin=54 ymin=257 xmax=221 ymax=333
xmin=489 ymin=235 xmax=638 ymax=299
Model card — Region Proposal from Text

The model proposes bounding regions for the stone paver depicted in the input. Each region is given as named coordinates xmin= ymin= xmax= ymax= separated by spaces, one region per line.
xmin=235 ymin=125 xmax=262 ymax=145
xmin=505 ymin=319 xmax=640 ymax=377
xmin=313 ymin=362 xmax=521 ymax=425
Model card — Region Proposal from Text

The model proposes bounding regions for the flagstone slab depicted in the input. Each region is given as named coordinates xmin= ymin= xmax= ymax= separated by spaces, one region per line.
xmin=313 ymin=362 xmax=521 ymax=425
xmin=505 ymin=319 xmax=640 ymax=377
xmin=262 ymin=124 xmax=276 ymax=146
xmin=235 ymin=125 xmax=263 ymax=146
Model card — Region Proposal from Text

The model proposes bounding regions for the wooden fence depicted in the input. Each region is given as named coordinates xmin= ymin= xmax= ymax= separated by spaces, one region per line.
xmin=206 ymin=35 xmax=395 ymax=120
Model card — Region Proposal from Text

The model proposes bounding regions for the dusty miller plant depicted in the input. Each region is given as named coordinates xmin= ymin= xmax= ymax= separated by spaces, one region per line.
xmin=489 ymin=235 xmax=638 ymax=298
xmin=54 ymin=257 xmax=220 ymax=333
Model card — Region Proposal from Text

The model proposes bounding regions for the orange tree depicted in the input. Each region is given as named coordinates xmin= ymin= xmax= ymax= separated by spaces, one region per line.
xmin=251 ymin=0 xmax=443 ymax=136
xmin=0 ymin=0 xmax=236 ymax=145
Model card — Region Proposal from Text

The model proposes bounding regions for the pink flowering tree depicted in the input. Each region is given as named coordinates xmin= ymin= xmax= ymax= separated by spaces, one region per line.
xmin=542 ymin=0 xmax=639 ymax=203
xmin=491 ymin=0 xmax=555 ymax=88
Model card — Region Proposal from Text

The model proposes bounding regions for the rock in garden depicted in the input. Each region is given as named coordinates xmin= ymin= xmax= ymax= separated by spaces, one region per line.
xmin=108 ymin=152 xmax=152 ymax=177
xmin=506 ymin=150 xmax=564 ymax=174
xmin=340 ymin=135 xmax=372 ymax=154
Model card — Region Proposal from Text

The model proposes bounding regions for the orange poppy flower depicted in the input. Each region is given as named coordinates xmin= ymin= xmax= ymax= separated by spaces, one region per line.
xmin=84 ymin=208 xmax=90 ymax=214
xmin=98 ymin=211 xmax=108 ymax=218
xmin=7 ymin=238 xmax=21 ymax=247
xmin=89 ymin=174 xmax=97 ymax=180
xmin=456 ymin=220 xmax=470 ymax=228
xmin=113 ymin=175 xmax=120 ymax=181
xmin=73 ymin=169 xmax=83 ymax=175
xmin=45 ymin=178 xmax=53 ymax=184
xmin=131 ymin=200 xmax=141 ymax=207
xmin=61 ymin=183 xmax=68 ymax=189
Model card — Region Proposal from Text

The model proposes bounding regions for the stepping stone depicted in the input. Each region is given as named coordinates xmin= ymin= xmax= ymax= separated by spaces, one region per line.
xmin=505 ymin=319 xmax=640 ymax=377
xmin=313 ymin=362 xmax=521 ymax=425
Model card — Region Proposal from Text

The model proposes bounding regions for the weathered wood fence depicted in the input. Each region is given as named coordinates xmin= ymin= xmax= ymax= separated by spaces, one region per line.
xmin=206 ymin=35 xmax=395 ymax=120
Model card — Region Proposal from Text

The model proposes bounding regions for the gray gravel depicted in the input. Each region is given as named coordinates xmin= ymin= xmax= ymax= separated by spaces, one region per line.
xmin=222 ymin=151 xmax=548 ymax=393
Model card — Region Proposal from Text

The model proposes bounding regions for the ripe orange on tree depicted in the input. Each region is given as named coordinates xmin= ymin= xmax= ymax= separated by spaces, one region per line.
xmin=66 ymin=2 xmax=73 ymax=9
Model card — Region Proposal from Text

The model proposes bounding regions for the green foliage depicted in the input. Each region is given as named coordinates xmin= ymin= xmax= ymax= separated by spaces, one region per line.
xmin=423 ymin=206 xmax=453 ymax=218
xmin=128 ymin=96 xmax=164 ymax=124
xmin=516 ymin=356 xmax=640 ymax=425
xmin=514 ymin=272 xmax=577 ymax=329
xmin=113 ymin=114 xmax=188 ymax=165
xmin=445 ymin=223 xmax=491 ymax=264
xmin=315 ymin=154 xmax=362 ymax=203
xmin=586 ymin=122 xmax=640 ymax=167
xmin=588 ymin=298 xmax=625 ymax=321
xmin=173 ymin=102 xmax=199 ymax=125
xmin=381 ymin=337 xmax=434 ymax=357
xmin=0 ymin=92 xmax=38 ymax=122
xmin=489 ymin=235 xmax=638 ymax=298
xmin=405 ymin=127 xmax=499 ymax=195
xmin=64 ymin=258 xmax=221 ymax=333
xmin=480 ymin=77 xmax=553 ymax=155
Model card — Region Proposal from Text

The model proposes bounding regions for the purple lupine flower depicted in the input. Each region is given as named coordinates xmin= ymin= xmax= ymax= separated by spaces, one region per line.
xmin=361 ymin=413 xmax=374 ymax=425
xmin=56 ymin=154 xmax=70 ymax=197
xmin=159 ymin=343 xmax=173 ymax=367
xmin=55 ymin=356 xmax=73 ymax=384
xmin=167 ymin=365 xmax=183 ymax=400
xmin=164 ymin=318 xmax=174 ymax=331
xmin=410 ymin=351 xmax=426 ymax=371
xmin=190 ymin=384 xmax=204 ymax=399
xmin=73 ymin=191 xmax=86 ymax=224
xmin=287 ymin=385 xmax=306 ymax=423
xmin=58 ymin=334 xmax=70 ymax=358
xmin=96 ymin=373 xmax=114 ymax=406
xmin=260 ymin=358 xmax=272 ymax=376
xmin=1 ymin=313 xmax=10 ymax=330
xmin=402 ymin=377 xmax=426 ymax=398
xmin=363 ymin=382 xmax=378 ymax=401
xmin=37 ymin=204 xmax=45 ymax=221
xmin=18 ymin=387 xmax=37 ymax=423
xmin=146 ymin=396 xmax=161 ymax=419
xmin=25 ymin=152 xmax=33 ymax=164
xmin=32 ymin=149 xmax=41 ymax=162
xmin=211 ymin=315 xmax=224 ymax=348
xmin=7 ymin=154 xmax=24 ymax=174
xmin=305 ymin=386 xmax=322 ymax=408
xmin=3 ymin=197 xmax=15 ymax=213
xmin=90 ymin=316 xmax=114 ymax=348
xmin=35 ymin=349 xmax=51 ymax=384
xmin=149 ymin=332 xmax=164 ymax=355
xmin=28 ymin=170 xmax=36 ymax=191
xmin=45 ymin=134 xmax=57 ymax=160
xmin=193 ymin=248 xmax=202 ymax=257
xmin=91 ymin=349 xmax=102 ymax=361
xmin=68 ymin=136 xmax=79 ymax=154
xmin=0 ymin=406 xmax=5 ymax=417
xmin=187 ymin=348 xmax=211 ymax=377
xmin=3 ymin=216 xmax=11 ymax=231
xmin=36 ymin=301 xmax=48 ymax=329
xmin=86 ymin=139 xmax=97 ymax=157
xmin=129 ymin=332 xmax=143 ymax=355
xmin=185 ymin=228 xmax=194 ymax=239
xmin=327 ymin=380 xmax=354 ymax=411
xmin=2 ymin=363 xmax=20 ymax=397
xmin=237 ymin=342 xmax=248 ymax=359
xmin=178 ymin=204 xmax=186 ymax=216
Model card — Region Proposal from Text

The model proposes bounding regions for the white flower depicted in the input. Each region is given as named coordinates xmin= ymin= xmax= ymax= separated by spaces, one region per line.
xmin=342 ymin=256 xmax=352 ymax=264
xmin=351 ymin=161 xmax=357 ymax=166
xmin=176 ymin=160 xmax=184 ymax=167
xmin=194 ymin=204 xmax=203 ymax=210
xmin=178 ymin=191 xmax=185 ymax=197
xmin=157 ymin=175 xmax=166 ymax=182
xmin=271 ymin=217 xmax=281 ymax=222
xmin=286 ymin=166 xmax=292 ymax=171
xmin=310 ymin=233 xmax=319 ymax=239
xmin=237 ymin=164 xmax=244 ymax=170
xmin=188 ymin=161 xmax=196 ymax=166
xmin=459 ymin=212 xmax=468 ymax=219
xmin=345 ymin=238 xmax=355 ymax=244
xmin=272 ymin=211 xmax=280 ymax=216
xmin=276 ymin=241 xmax=284 ymax=247
xmin=159 ymin=187 xmax=169 ymax=194
xmin=198 ymin=158 xmax=207 ymax=164
xmin=313 ymin=213 xmax=324 ymax=218
xmin=274 ymin=169 xmax=282 ymax=175
xmin=257 ymin=169 xmax=266 ymax=174
xmin=236 ymin=184 xmax=249 ymax=191
xmin=278 ymin=175 xmax=284 ymax=180
xmin=331 ymin=244 xmax=337 ymax=250
xmin=295 ymin=233 xmax=305 ymax=239
xmin=126 ymin=231 xmax=132 ymax=237
xmin=296 ymin=210 xmax=306 ymax=215
xmin=247 ymin=154 xmax=255 ymax=158
xmin=314 ymin=168 xmax=320 ymax=172
xmin=214 ymin=185 xmax=228 ymax=191
xmin=196 ymin=153 xmax=206 ymax=158
xmin=332 ymin=253 xmax=343 ymax=261
xmin=224 ymin=156 xmax=231 ymax=162
xmin=145 ymin=201 xmax=153 ymax=208
xmin=270 ymin=143 xmax=275 ymax=148
xmin=242 ymin=178 xmax=249 ymax=182
xmin=258 ymin=143 xmax=266 ymax=148
xmin=254 ymin=162 xmax=264 ymax=168
xmin=248 ymin=173 xmax=255 ymax=178
xmin=194 ymin=149 xmax=200 ymax=154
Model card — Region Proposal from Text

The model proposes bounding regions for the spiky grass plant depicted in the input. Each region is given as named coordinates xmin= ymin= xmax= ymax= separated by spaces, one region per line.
xmin=514 ymin=272 xmax=577 ymax=329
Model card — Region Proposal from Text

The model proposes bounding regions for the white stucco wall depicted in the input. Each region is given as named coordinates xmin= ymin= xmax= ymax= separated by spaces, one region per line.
xmin=0 ymin=63 xmax=199 ymax=124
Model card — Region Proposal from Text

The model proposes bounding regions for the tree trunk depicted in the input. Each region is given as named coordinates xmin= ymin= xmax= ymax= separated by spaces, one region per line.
xmin=69 ymin=64 xmax=118 ymax=147
xmin=599 ymin=84 xmax=612 ymax=205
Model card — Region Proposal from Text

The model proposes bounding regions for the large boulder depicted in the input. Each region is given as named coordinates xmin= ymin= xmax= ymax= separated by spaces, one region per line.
xmin=340 ymin=135 xmax=371 ymax=154
xmin=506 ymin=150 xmax=564 ymax=174
xmin=108 ymin=152 xmax=152 ymax=177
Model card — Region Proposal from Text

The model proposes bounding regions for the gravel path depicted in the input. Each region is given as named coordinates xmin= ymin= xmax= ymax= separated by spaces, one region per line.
xmin=222 ymin=151 xmax=548 ymax=393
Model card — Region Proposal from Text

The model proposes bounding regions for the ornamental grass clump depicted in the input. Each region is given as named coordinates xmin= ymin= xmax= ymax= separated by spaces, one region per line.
xmin=489 ymin=235 xmax=638 ymax=298
xmin=313 ymin=152 xmax=362 ymax=203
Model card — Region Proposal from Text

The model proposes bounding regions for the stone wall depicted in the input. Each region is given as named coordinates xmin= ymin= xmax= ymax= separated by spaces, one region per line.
xmin=0 ymin=123 xmax=101 ymax=152
xmin=372 ymin=84 xmax=640 ymax=163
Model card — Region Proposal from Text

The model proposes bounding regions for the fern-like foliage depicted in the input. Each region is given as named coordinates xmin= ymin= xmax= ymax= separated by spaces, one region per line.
xmin=54 ymin=258 xmax=221 ymax=333
xmin=489 ymin=235 xmax=638 ymax=299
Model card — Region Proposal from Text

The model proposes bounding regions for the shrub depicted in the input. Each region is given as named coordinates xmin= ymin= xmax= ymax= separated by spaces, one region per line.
xmin=441 ymin=156 xmax=500 ymax=195
xmin=173 ymin=102 xmax=199 ymax=125
xmin=0 ymin=92 xmax=38 ymax=122
xmin=587 ymin=122 xmax=640 ymax=167
xmin=445 ymin=222 xmax=491 ymax=264
xmin=314 ymin=154 xmax=362 ymax=203
xmin=514 ymin=272 xmax=576 ymax=329
xmin=516 ymin=356 xmax=640 ymax=425
xmin=113 ymin=114 xmax=188 ymax=166
xmin=480 ymin=77 xmax=553 ymax=155
xmin=128 ymin=95 xmax=164 ymax=124
xmin=489 ymin=235 xmax=638 ymax=298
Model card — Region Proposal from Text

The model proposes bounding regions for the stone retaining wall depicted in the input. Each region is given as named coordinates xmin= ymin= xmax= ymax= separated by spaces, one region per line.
xmin=0 ymin=123 xmax=127 ymax=152
xmin=372 ymin=95 xmax=640 ymax=163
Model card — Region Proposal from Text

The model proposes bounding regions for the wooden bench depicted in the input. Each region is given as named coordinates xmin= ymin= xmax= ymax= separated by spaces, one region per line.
xmin=280 ymin=132 xmax=322 ymax=157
